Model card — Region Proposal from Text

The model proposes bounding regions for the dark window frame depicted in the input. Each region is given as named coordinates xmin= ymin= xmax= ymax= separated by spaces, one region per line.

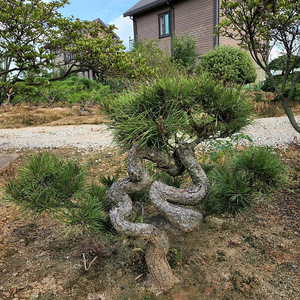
xmin=158 ymin=11 xmax=171 ymax=38
xmin=64 ymin=52 xmax=71 ymax=63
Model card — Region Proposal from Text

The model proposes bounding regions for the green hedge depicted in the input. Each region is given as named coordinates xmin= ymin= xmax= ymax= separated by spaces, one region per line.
xmin=197 ymin=46 xmax=257 ymax=85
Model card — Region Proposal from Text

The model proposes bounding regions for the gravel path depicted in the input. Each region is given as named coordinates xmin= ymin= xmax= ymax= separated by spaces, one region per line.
xmin=0 ymin=116 xmax=300 ymax=151
xmin=240 ymin=115 xmax=300 ymax=147
xmin=0 ymin=124 xmax=115 ymax=151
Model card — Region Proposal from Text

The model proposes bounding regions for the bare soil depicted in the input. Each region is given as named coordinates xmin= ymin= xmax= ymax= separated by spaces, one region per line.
xmin=0 ymin=104 xmax=110 ymax=128
xmin=0 ymin=105 xmax=299 ymax=300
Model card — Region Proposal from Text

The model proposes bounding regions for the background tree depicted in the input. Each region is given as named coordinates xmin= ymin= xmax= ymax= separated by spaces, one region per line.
xmin=108 ymin=74 xmax=253 ymax=294
xmin=217 ymin=0 xmax=300 ymax=132
xmin=197 ymin=45 xmax=256 ymax=84
xmin=0 ymin=0 xmax=149 ymax=104
xmin=261 ymin=54 xmax=300 ymax=96
xmin=171 ymin=33 xmax=199 ymax=73
xmin=268 ymin=54 xmax=300 ymax=76
xmin=130 ymin=39 xmax=186 ymax=79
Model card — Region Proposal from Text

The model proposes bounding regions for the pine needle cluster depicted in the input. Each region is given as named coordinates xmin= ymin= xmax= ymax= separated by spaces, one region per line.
xmin=5 ymin=152 xmax=85 ymax=214
xmin=109 ymin=73 xmax=253 ymax=150
xmin=203 ymin=146 xmax=288 ymax=216
xmin=4 ymin=152 xmax=113 ymax=234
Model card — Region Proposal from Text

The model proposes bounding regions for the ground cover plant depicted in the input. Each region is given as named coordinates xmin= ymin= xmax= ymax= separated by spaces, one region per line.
xmin=12 ymin=76 xmax=112 ymax=107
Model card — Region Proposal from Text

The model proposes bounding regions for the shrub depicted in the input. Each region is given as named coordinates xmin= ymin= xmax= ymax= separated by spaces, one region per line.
xmin=89 ymin=183 xmax=112 ymax=212
xmin=4 ymin=152 xmax=112 ymax=234
xmin=12 ymin=76 xmax=111 ymax=106
xmin=5 ymin=152 xmax=86 ymax=214
xmin=262 ymin=77 xmax=300 ymax=99
xmin=261 ymin=75 xmax=283 ymax=92
xmin=171 ymin=33 xmax=199 ymax=73
xmin=58 ymin=194 xmax=111 ymax=234
xmin=130 ymin=39 xmax=185 ymax=79
xmin=204 ymin=165 xmax=253 ymax=216
xmin=203 ymin=146 xmax=287 ymax=216
xmin=197 ymin=46 xmax=257 ymax=85
xmin=232 ymin=146 xmax=288 ymax=189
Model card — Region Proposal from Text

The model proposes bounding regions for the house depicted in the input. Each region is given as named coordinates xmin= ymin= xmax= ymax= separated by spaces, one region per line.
xmin=124 ymin=0 xmax=265 ymax=82
xmin=51 ymin=18 xmax=119 ymax=80
xmin=124 ymin=0 xmax=232 ymax=54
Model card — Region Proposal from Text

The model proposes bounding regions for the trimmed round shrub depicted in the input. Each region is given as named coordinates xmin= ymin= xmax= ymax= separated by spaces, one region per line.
xmin=197 ymin=46 xmax=257 ymax=85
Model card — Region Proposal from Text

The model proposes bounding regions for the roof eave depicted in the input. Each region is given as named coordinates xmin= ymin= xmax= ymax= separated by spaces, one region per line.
xmin=124 ymin=0 xmax=169 ymax=17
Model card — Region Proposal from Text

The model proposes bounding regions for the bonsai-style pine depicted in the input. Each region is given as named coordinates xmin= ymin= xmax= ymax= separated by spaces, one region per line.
xmin=108 ymin=74 xmax=253 ymax=295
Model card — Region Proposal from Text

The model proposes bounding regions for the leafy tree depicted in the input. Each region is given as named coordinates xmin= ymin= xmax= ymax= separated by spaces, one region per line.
xmin=268 ymin=54 xmax=300 ymax=75
xmin=107 ymin=74 xmax=253 ymax=295
xmin=171 ymin=33 xmax=199 ymax=73
xmin=130 ymin=39 xmax=185 ymax=79
xmin=197 ymin=45 xmax=256 ymax=84
xmin=0 ymin=0 xmax=150 ymax=104
xmin=217 ymin=0 xmax=300 ymax=132
xmin=262 ymin=54 xmax=300 ymax=95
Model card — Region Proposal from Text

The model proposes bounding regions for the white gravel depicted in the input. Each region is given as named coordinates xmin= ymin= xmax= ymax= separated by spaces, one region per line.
xmin=240 ymin=115 xmax=300 ymax=147
xmin=0 ymin=124 xmax=115 ymax=151
xmin=0 ymin=116 xmax=300 ymax=151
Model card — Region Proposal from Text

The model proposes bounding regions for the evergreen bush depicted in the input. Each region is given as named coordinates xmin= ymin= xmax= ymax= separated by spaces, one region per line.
xmin=5 ymin=152 xmax=86 ymax=214
xmin=203 ymin=146 xmax=287 ymax=216
xmin=232 ymin=146 xmax=288 ymax=189
xmin=5 ymin=152 xmax=112 ymax=234
xmin=204 ymin=165 xmax=252 ymax=216
xmin=197 ymin=46 xmax=257 ymax=85
xmin=130 ymin=39 xmax=185 ymax=79
xmin=109 ymin=74 xmax=253 ymax=150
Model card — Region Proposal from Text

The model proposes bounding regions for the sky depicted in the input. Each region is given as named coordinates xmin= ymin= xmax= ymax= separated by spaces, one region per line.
xmin=58 ymin=0 xmax=137 ymax=50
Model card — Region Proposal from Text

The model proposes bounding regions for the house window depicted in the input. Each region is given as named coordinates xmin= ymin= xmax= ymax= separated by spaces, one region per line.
xmin=64 ymin=52 xmax=71 ymax=63
xmin=158 ymin=11 xmax=171 ymax=38
xmin=225 ymin=8 xmax=232 ymax=15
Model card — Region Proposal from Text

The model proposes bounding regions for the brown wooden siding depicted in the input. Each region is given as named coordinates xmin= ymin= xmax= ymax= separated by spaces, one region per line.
xmin=134 ymin=0 xmax=214 ymax=54
xmin=173 ymin=0 xmax=214 ymax=55
xmin=135 ymin=5 xmax=172 ymax=52
xmin=219 ymin=35 xmax=240 ymax=48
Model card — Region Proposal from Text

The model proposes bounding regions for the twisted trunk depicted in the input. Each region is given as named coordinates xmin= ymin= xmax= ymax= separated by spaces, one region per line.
xmin=108 ymin=144 xmax=209 ymax=295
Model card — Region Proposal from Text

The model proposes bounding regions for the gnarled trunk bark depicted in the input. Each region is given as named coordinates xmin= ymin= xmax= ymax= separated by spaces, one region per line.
xmin=108 ymin=144 xmax=209 ymax=295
